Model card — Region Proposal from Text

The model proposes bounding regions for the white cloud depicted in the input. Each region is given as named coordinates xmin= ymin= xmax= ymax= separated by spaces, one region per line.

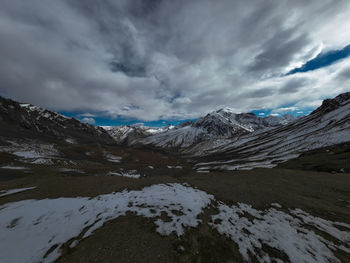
xmin=81 ymin=117 xmax=95 ymax=125
xmin=274 ymin=107 xmax=298 ymax=113
xmin=77 ymin=113 xmax=96 ymax=117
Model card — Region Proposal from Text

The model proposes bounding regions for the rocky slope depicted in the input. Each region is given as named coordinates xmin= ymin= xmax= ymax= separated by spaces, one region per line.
xmin=0 ymin=96 xmax=114 ymax=144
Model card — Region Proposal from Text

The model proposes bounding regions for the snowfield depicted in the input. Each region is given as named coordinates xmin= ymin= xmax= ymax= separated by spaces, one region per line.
xmin=211 ymin=202 xmax=350 ymax=263
xmin=0 ymin=183 xmax=213 ymax=263
xmin=0 ymin=183 xmax=349 ymax=263
xmin=0 ymin=140 xmax=59 ymax=165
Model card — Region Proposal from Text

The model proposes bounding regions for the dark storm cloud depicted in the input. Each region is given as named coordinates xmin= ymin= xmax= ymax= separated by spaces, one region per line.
xmin=337 ymin=66 xmax=350 ymax=80
xmin=244 ymin=88 xmax=275 ymax=99
xmin=109 ymin=62 xmax=146 ymax=77
xmin=248 ymin=31 xmax=310 ymax=73
xmin=1 ymin=0 xmax=350 ymax=120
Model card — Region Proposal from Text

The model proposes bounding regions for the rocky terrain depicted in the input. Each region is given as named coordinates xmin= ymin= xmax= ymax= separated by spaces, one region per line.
xmin=0 ymin=96 xmax=114 ymax=145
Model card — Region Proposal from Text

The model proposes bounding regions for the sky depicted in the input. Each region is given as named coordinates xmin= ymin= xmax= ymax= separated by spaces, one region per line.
xmin=1 ymin=0 xmax=350 ymax=126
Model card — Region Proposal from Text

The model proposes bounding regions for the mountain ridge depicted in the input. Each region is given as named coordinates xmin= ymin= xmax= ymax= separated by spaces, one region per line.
xmin=0 ymin=96 xmax=115 ymax=144
xmin=110 ymin=108 xmax=298 ymax=149
xmin=193 ymin=91 xmax=350 ymax=171
xmin=1 ymin=92 xmax=349 ymax=172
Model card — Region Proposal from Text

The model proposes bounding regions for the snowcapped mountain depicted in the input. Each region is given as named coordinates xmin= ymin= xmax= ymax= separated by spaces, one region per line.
xmin=194 ymin=111 xmax=263 ymax=135
xmin=101 ymin=125 xmax=173 ymax=144
xmin=0 ymin=96 xmax=114 ymax=144
xmin=193 ymin=92 xmax=350 ymax=171
xmin=264 ymin=114 xmax=297 ymax=126
xmin=134 ymin=108 xmax=297 ymax=149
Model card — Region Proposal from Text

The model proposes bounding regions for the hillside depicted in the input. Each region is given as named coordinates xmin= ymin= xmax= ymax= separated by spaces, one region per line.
xmin=0 ymin=96 xmax=114 ymax=145
xmin=193 ymin=92 xmax=350 ymax=171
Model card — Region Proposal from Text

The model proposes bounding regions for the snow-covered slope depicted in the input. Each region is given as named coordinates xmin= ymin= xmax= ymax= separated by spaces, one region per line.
xmin=137 ymin=109 xmax=296 ymax=149
xmin=141 ymin=125 xmax=212 ymax=148
xmin=102 ymin=125 xmax=173 ymax=144
xmin=204 ymin=109 xmax=268 ymax=132
xmin=194 ymin=92 xmax=350 ymax=171
xmin=264 ymin=114 xmax=297 ymax=126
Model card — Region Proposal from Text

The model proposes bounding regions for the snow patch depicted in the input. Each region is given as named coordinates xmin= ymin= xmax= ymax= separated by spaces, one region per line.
xmin=65 ymin=138 xmax=76 ymax=144
xmin=0 ymin=141 xmax=59 ymax=166
xmin=30 ymin=158 xmax=54 ymax=165
xmin=0 ymin=183 xmax=213 ymax=263
xmin=13 ymin=151 xmax=42 ymax=159
xmin=0 ymin=187 xmax=36 ymax=198
xmin=210 ymin=202 xmax=350 ymax=263
xmin=107 ymin=170 xmax=141 ymax=178
xmin=167 ymin=165 xmax=182 ymax=169
xmin=104 ymin=153 xmax=122 ymax=163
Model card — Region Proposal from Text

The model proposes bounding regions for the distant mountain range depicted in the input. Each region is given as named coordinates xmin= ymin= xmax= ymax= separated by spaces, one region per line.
xmin=192 ymin=92 xmax=350 ymax=171
xmin=102 ymin=92 xmax=350 ymax=171
xmin=1 ymin=92 xmax=349 ymax=171
xmin=101 ymin=125 xmax=174 ymax=145
xmin=103 ymin=108 xmax=298 ymax=149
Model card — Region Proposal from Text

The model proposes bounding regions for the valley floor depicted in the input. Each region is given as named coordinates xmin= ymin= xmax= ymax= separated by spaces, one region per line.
xmin=0 ymin=144 xmax=350 ymax=263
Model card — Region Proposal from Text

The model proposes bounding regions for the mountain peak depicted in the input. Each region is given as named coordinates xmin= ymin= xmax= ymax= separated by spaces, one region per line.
xmin=216 ymin=107 xmax=235 ymax=114
xmin=311 ymin=92 xmax=350 ymax=115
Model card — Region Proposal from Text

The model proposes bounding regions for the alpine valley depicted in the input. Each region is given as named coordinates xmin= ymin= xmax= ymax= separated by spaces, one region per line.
xmin=1 ymin=92 xmax=350 ymax=263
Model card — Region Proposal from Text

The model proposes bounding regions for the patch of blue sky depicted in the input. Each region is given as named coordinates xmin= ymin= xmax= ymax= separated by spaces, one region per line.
xmin=59 ymin=111 xmax=195 ymax=127
xmin=287 ymin=44 xmax=350 ymax=75
xmin=251 ymin=105 xmax=314 ymax=117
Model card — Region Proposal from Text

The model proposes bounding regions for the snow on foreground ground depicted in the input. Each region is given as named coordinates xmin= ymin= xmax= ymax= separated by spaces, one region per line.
xmin=107 ymin=170 xmax=142 ymax=178
xmin=211 ymin=203 xmax=350 ymax=263
xmin=0 ymin=184 xmax=213 ymax=263
xmin=0 ymin=187 xmax=36 ymax=198
xmin=0 ymin=184 xmax=349 ymax=263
